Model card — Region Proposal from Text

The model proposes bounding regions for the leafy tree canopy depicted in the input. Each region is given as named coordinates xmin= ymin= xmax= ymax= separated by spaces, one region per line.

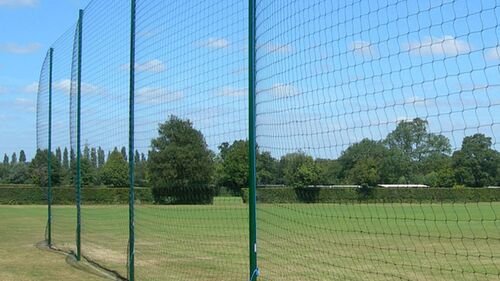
xmin=100 ymin=149 xmax=128 ymax=187
xmin=148 ymin=116 xmax=214 ymax=203
xmin=30 ymin=149 xmax=62 ymax=187
xmin=385 ymin=118 xmax=451 ymax=161
xmin=452 ymin=133 xmax=499 ymax=187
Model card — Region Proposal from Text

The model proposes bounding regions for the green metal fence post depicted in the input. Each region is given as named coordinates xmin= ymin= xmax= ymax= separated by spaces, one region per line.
xmin=248 ymin=0 xmax=258 ymax=279
xmin=47 ymin=47 xmax=54 ymax=247
xmin=128 ymin=0 xmax=136 ymax=280
xmin=76 ymin=9 xmax=83 ymax=262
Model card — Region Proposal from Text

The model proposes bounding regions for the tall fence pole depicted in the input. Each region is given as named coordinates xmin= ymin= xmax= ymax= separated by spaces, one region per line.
xmin=76 ymin=9 xmax=83 ymax=262
xmin=248 ymin=0 xmax=258 ymax=279
xmin=128 ymin=0 xmax=136 ymax=280
xmin=47 ymin=47 xmax=54 ymax=247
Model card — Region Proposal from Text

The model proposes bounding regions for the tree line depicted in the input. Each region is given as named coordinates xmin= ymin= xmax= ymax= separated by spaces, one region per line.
xmin=1 ymin=116 xmax=499 ymax=198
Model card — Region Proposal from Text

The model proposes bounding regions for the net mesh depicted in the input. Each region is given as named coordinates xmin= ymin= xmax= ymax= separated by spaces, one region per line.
xmin=254 ymin=0 xmax=500 ymax=280
xmin=69 ymin=1 xmax=131 ymax=277
xmin=34 ymin=0 xmax=500 ymax=280
xmin=36 ymin=52 xmax=50 ymax=154
xmin=134 ymin=0 xmax=248 ymax=280
xmin=49 ymin=26 xmax=78 ymax=253
xmin=36 ymin=50 xmax=51 ymax=244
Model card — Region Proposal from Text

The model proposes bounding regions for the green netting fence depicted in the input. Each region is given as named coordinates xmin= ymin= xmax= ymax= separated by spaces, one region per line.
xmin=36 ymin=25 xmax=78 ymax=254
xmin=34 ymin=0 xmax=499 ymax=280
xmin=254 ymin=1 xmax=500 ymax=280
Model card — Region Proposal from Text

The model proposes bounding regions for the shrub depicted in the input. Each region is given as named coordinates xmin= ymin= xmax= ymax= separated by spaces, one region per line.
xmin=241 ymin=187 xmax=500 ymax=203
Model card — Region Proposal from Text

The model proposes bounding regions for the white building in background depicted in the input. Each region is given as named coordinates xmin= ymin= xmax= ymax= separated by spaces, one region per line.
xmin=378 ymin=184 xmax=429 ymax=188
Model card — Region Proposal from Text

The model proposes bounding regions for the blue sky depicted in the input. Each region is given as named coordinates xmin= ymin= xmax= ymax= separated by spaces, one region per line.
xmin=1 ymin=0 xmax=499 ymax=161
xmin=0 ymin=0 xmax=88 ymax=159
xmin=255 ymin=0 xmax=500 ymax=158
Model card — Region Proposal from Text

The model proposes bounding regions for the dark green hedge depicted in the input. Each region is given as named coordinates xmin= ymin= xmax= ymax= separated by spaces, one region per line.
xmin=0 ymin=186 xmax=153 ymax=205
xmin=152 ymin=185 xmax=214 ymax=205
xmin=241 ymin=187 xmax=500 ymax=203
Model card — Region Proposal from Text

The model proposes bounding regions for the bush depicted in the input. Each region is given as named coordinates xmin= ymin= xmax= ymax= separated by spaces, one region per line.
xmin=241 ymin=187 xmax=500 ymax=203
xmin=152 ymin=185 xmax=214 ymax=204
xmin=0 ymin=185 xmax=153 ymax=205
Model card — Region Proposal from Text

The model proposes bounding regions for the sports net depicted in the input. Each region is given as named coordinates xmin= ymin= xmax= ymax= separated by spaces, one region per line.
xmin=36 ymin=49 xmax=50 ymax=241
xmin=69 ymin=1 xmax=131 ymax=278
xmin=49 ymin=26 xmax=78 ymax=254
xmin=254 ymin=0 xmax=500 ymax=280
xmin=134 ymin=0 xmax=248 ymax=280
xmin=35 ymin=0 xmax=500 ymax=280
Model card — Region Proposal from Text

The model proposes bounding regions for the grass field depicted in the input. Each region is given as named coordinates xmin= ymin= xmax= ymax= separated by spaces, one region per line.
xmin=1 ymin=199 xmax=499 ymax=281
xmin=0 ymin=206 xmax=107 ymax=281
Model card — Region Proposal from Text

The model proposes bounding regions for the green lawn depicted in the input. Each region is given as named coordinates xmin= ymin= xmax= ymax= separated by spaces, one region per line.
xmin=1 ymin=200 xmax=499 ymax=280
xmin=0 ymin=206 xmax=107 ymax=281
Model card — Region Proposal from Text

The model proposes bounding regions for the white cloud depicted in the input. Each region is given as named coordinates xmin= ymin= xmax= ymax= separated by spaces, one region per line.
xmin=81 ymin=82 xmax=100 ymax=94
xmin=14 ymin=98 xmax=35 ymax=112
xmin=269 ymin=83 xmax=300 ymax=98
xmin=216 ymin=86 xmax=247 ymax=97
xmin=403 ymin=36 xmax=471 ymax=56
xmin=262 ymin=43 xmax=293 ymax=54
xmin=405 ymin=96 xmax=429 ymax=107
xmin=22 ymin=82 xmax=38 ymax=94
xmin=0 ymin=43 xmax=41 ymax=54
xmin=200 ymin=38 xmax=230 ymax=49
xmin=122 ymin=59 xmax=166 ymax=73
xmin=349 ymin=41 xmax=377 ymax=57
xmin=137 ymin=87 xmax=183 ymax=105
xmin=485 ymin=46 xmax=500 ymax=60
xmin=0 ymin=0 xmax=37 ymax=7
xmin=232 ymin=67 xmax=248 ymax=75
xmin=53 ymin=79 xmax=100 ymax=95
xmin=53 ymin=79 xmax=71 ymax=92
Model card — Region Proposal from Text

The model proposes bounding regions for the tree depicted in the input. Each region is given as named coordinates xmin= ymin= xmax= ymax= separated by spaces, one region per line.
xmin=63 ymin=147 xmax=69 ymax=169
xmin=90 ymin=147 xmax=98 ymax=168
xmin=19 ymin=150 xmax=27 ymax=163
xmin=216 ymin=140 xmax=249 ymax=193
xmin=97 ymin=147 xmax=105 ymax=168
xmin=0 ymin=162 xmax=9 ymax=183
xmin=3 ymin=154 xmax=8 ymax=165
xmin=8 ymin=163 xmax=30 ymax=184
xmin=30 ymin=149 xmax=62 ymax=186
xmin=315 ymin=158 xmax=341 ymax=185
xmin=280 ymin=152 xmax=319 ymax=187
xmin=134 ymin=150 xmax=140 ymax=164
xmin=11 ymin=152 xmax=17 ymax=165
xmin=54 ymin=148 xmax=61 ymax=166
xmin=452 ymin=134 xmax=499 ymax=187
xmin=121 ymin=146 xmax=127 ymax=161
xmin=385 ymin=118 xmax=451 ymax=162
xmin=83 ymin=144 xmax=90 ymax=160
xmin=69 ymin=157 xmax=96 ymax=186
xmin=133 ymin=150 xmax=147 ymax=186
xmin=257 ymin=151 xmax=278 ymax=185
xmin=148 ymin=116 xmax=214 ymax=204
xmin=70 ymin=148 xmax=76 ymax=167
xmin=347 ymin=157 xmax=380 ymax=186
xmin=100 ymin=149 xmax=128 ymax=187
xmin=338 ymin=139 xmax=389 ymax=185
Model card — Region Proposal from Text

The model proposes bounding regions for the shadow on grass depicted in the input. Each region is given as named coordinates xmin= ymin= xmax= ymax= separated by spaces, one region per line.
xmin=35 ymin=240 xmax=127 ymax=281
